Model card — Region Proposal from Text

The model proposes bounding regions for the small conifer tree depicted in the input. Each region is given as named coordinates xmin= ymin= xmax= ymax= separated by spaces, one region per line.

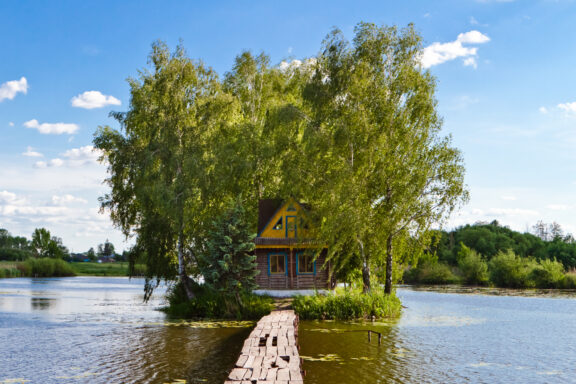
xmin=200 ymin=199 xmax=258 ymax=305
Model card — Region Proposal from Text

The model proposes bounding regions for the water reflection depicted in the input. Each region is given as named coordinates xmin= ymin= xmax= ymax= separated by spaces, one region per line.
xmin=0 ymin=277 xmax=253 ymax=384
xmin=300 ymin=287 xmax=576 ymax=384
xmin=30 ymin=297 xmax=55 ymax=310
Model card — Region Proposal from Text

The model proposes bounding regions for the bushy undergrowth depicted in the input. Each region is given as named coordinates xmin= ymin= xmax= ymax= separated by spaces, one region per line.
xmin=21 ymin=258 xmax=76 ymax=277
xmin=292 ymin=288 xmax=402 ymax=320
xmin=0 ymin=263 xmax=22 ymax=278
xmin=407 ymin=248 xmax=572 ymax=289
xmin=164 ymin=281 xmax=274 ymax=320
xmin=458 ymin=247 xmax=489 ymax=285
xmin=404 ymin=261 xmax=460 ymax=285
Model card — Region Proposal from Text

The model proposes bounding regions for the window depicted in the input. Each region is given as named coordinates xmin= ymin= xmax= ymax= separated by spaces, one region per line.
xmin=269 ymin=253 xmax=286 ymax=274
xmin=273 ymin=217 xmax=283 ymax=230
xmin=297 ymin=252 xmax=315 ymax=274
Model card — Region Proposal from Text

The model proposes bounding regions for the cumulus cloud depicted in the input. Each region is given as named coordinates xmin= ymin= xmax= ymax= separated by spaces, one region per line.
xmin=71 ymin=91 xmax=121 ymax=109
xmin=539 ymin=106 xmax=549 ymax=114
xmin=22 ymin=146 xmax=43 ymax=157
xmin=557 ymin=102 xmax=576 ymax=114
xmin=279 ymin=58 xmax=317 ymax=73
xmin=62 ymin=145 xmax=102 ymax=166
xmin=24 ymin=119 xmax=79 ymax=135
xmin=50 ymin=194 xmax=88 ymax=206
xmin=421 ymin=30 xmax=490 ymax=69
xmin=33 ymin=158 xmax=64 ymax=169
xmin=33 ymin=146 xmax=102 ymax=169
xmin=0 ymin=77 xmax=28 ymax=102
xmin=0 ymin=190 xmax=27 ymax=205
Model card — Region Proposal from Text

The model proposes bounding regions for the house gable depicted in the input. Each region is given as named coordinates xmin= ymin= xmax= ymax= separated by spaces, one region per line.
xmin=258 ymin=198 xmax=308 ymax=239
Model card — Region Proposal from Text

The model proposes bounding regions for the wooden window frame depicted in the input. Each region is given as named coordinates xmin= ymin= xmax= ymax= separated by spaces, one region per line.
xmin=268 ymin=252 xmax=287 ymax=275
xmin=296 ymin=251 xmax=316 ymax=275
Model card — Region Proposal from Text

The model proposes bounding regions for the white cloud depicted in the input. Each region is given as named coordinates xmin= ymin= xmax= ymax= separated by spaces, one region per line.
xmin=24 ymin=119 xmax=79 ymax=135
xmin=557 ymin=102 xmax=576 ymax=114
xmin=487 ymin=208 xmax=539 ymax=216
xmin=546 ymin=204 xmax=571 ymax=211
xmin=0 ymin=77 xmax=28 ymax=102
xmin=539 ymin=106 xmax=549 ymax=114
xmin=62 ymin=145 xmax=103 ymax=166
xmin=421 ymin=30 xmax=490 ymax=69
xmin=463 ymin=57 xmax=477 ymax=69
xmin=9 ymin=122 xmax=14 ymax=127
xmin=49 ymin=158 xmax=64 ymax=167
xmin=457 ymin=31 xmax=490 ymax=44
xmin=22 ymin=146 xmax=43 ymax=158
xmin=71 ymin=90 xmax=121 ymax=109
xmin=51 ymin=194 xmax=88 ymax=206
xmin=33 ymin=158 xmax=63 ymax=168
xmin=33 ymin=146 xmax=103 ymax=169
xmin=0 ymin=190 xmax=27 ymax=205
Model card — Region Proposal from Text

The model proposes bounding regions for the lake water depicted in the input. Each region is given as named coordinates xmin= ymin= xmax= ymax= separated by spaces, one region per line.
xmin=1 ymin=278 xmax=575 ymax=383
xmin=0 ymin=277 xmax=251 ymax=384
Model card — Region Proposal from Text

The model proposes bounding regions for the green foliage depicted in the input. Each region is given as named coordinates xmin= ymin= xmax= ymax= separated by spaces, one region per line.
xmin=488 ymin=250 xmax=537 ymax=288
xmin=31 ymin=228 xmax=69 ymax=259
xmin=296 ymin=23 xmax=468 ymax=293
xmin=404 ymin=261 xmax=460 ymax=285
xmin=70 ymin=262 xmax=146 ymax=276
xmin=22 ymin=258 xmax=76 ymax=277
xmin=0 ymin=262 xmax=23 ymax=278
xmin=529 ymin=259 xmax=565 ymax=288
xmin=457 ymin=244 xmax=489 ymax=285
xmin=164 ymin=281 xmax=273 ymax=320
xmin=199 ymin=199 xmax=258 ymax=299
xmin=292 ymin=288 xmax=402 ymax=320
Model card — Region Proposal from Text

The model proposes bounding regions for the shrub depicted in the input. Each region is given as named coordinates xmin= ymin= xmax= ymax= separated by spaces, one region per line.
xmin=562 ymin=272 xmax=576 ymax=289
xmin=529 ymin=259 xmax=565 ymax=288
xmin=164 ymin=281 xmax=274 ymax=320
xmin=23 ymin=258 xmax=76 ymax=277
xmin=405 ymin=261 xmax=460 ymax=285
xmin=489 ymin=250 xmax=536 ymax=288
xmin=292 ymin=288 xmax=402 ymax=320
xmin=458 ymin=246 xmax=489 ymax=285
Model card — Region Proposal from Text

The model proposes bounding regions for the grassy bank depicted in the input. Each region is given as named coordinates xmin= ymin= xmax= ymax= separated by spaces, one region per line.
xmin=163 ymin=282 xmax=274 ymax=320
xmin=70 ymin=262 xmax=146 ymax=276
xmin=0 ymin=258 xmax=75 ymax=277
xmin=292 ymin=287 xmax=402 ymax=320
xmin=0 ymin=260 xmax=146 ymax=278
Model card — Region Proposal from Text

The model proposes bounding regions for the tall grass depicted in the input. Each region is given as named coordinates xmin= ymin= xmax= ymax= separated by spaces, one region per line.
xmin=164 ymin=281 xmax=274 ymax=320
xmin=21 ymin=258 xmax=76 ymax=277
xmin=292 ymin=287 xmax=402 ymax=320
xmin=0 ymin=262 xmax=22 ymax=278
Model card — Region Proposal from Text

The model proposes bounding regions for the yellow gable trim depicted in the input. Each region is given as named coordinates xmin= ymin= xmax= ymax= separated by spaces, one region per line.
xmin=259 ymin=199 xmax=307 ymax=239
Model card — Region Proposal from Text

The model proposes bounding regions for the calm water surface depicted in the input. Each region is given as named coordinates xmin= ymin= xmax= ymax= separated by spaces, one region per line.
xmin=300 ymin=287 xmax=576 ymax=384
xmin=0 ymin=277 xmax=250 ymax=384
xmin=2 ymin=279 xmax=576 ymax=384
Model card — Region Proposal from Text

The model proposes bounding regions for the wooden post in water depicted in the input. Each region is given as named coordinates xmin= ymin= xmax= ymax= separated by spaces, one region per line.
xmin=225 ymin=309 xmax=304 ymax=384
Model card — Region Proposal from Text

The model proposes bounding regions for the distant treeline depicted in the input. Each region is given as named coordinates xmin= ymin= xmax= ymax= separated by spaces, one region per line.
xmin=406 ymin=220 xmax=576 ymax=289
xmin=0 ymin=228 xmax=127 ymax=262
xmin=433 ymin=220 xmax=576 ymax=269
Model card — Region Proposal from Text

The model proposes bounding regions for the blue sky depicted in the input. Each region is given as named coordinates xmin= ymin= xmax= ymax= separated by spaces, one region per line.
xmin=1 ymin=0 xmax=576 ymax=252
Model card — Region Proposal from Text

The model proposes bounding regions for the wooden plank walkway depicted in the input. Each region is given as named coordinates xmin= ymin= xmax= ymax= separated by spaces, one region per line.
xmin=225 ymin=310 xmax=304 ymax=384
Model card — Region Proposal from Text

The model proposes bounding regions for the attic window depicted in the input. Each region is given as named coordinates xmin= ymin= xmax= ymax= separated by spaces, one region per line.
xmin=273 ymin=217 xmax=283 ymax=230
xmin=287 ymin=203 xmax=296 ymax=211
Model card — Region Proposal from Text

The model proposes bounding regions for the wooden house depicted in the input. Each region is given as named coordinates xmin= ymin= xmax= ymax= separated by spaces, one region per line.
xmin=254 ymin=199 xmax=331 ymax=290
